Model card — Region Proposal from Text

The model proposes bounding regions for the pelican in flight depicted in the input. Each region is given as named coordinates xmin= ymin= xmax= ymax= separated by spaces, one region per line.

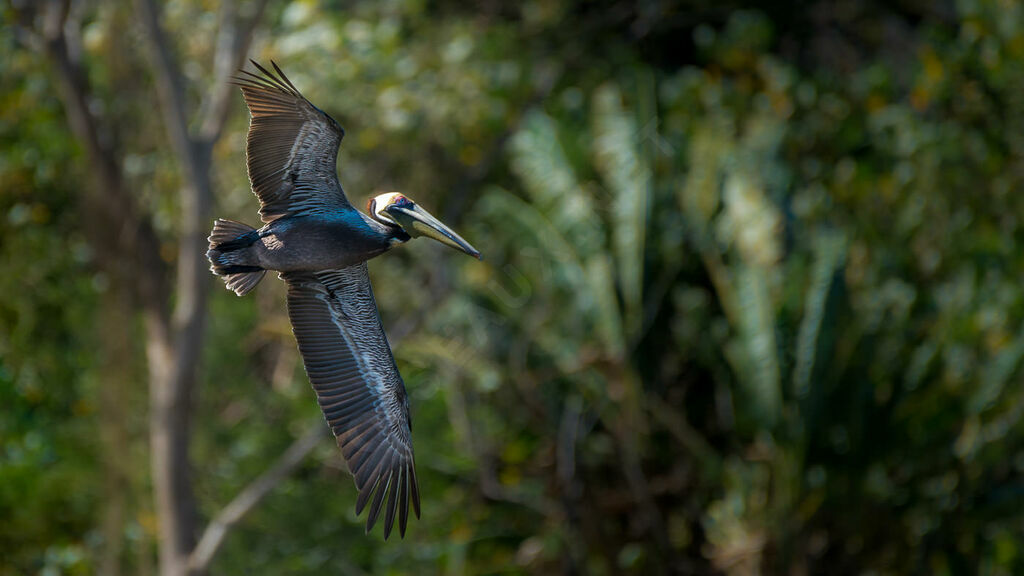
xmin=206 ymin=62 xmax=480 ymax=539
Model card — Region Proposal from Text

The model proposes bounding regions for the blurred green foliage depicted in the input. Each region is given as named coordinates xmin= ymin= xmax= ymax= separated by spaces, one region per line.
xmin=4 ymin=0 xmax=1024 ymax=574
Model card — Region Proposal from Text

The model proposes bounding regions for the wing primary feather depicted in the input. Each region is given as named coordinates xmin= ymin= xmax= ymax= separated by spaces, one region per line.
xmin=234 ymin=70 xmax=277 ymax=87
xmin=232 ymin=71 xmax=285 ymax=93
xmin=365 ymin=466 xmax=393 ymax=533
xmin=399 ymin=467 xmax=410 ymax=537
xmin=248 ymin=59 xmax=277 ymax=83
xmin=353 ymin=444 xmax=390 ymax=489
xmin=250 ymin=60 xmax=295 ymax=96
xmin=350 ymin=437 xmax=386 ymax=478
xmin=355 ymin=474 xmax=381 ymax=516
xmin=409 ymin=461 xmax=421 ymax=518
xmin=336 ymin=415 xmax=379 ymax=446
xmin=272 ymin=60 xmax=302 ymax=94
xmin=383 ymin=467 xmax=400 ymax=540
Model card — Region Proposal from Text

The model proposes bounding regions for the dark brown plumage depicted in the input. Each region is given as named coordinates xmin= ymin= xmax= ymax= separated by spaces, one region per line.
xmin=284 ymin=265 xmax=419 ymax=538
xmin=234 ymin=61 xmax=351 ymax=222
xmin=214 ymin=62 xmax=419 ymax=539
xmin=207 ymin=61 xmax=479 ymax=539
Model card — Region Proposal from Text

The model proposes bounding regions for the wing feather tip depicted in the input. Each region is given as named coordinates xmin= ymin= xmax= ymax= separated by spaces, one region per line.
xmin=410 ymin=462 xmax=422 ymax=519
xmin=399 ymin=469 xmax=410 ymax=538
xmin=382 ymin=469 xmax=400 ymax=539
xmin=354 ymin=475 xmax=378 ymax=516
xmin=364 ymin=468 xmax=391 ymax=533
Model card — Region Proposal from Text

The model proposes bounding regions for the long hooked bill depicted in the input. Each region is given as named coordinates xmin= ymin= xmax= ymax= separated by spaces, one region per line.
xmin=386 ymin=203 xmax=482 ymax=259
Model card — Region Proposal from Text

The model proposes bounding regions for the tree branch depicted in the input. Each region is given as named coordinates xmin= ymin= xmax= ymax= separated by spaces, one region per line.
xmin=133 ymin=3 xmax=209 ymax=571
xmin=27 ymin=2 xmax=273 ymax=574
xmin=28 ymin=0 xmax=169 ymax=316
xmin=132 ymin=1 xmax=273 ymax=571
xmin=134 ymin=0 xmax=197 ymax=179
xmin=23 ymin=5 xmax=176 ymax=576
xmin=199 ymin=0 xmax=271 ymax=144
xmin=188 ymin=425 xmax=329 ymax=573
xmin=647 ymin=396 xmax=722 ymax=477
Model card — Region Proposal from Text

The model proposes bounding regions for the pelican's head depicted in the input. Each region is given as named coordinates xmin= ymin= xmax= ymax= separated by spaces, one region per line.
xmin=369 ymin=192 xmax=481 ymax=259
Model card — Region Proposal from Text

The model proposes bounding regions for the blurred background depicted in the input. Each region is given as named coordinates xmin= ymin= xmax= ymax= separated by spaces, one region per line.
xmin=3 ymin=0 xmax=1024 ymax=574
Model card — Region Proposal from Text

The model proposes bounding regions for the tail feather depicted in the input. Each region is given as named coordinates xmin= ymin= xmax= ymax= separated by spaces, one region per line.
xmin=223 ymin=266 xmax=266 ymax=295
xmin=207 ymin=219 xmax=265 ymax=296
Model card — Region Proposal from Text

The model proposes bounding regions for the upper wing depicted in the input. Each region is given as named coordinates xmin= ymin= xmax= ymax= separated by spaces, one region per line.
xmin=282 ymin=264 xmax=420 ymax=539
xmin=233 ymin=61 xmax=351 ymax=222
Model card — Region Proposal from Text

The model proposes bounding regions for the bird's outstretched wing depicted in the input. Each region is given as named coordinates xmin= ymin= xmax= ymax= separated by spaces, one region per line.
xmin=282 ymin=264 xmax=420 ymax=539
xmin=233 ymin=61 xmax=351 ymax=222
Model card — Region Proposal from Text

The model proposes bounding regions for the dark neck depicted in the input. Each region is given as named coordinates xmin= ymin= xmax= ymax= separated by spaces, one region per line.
xmin=363 ymin=210 xmax=410 ymax=245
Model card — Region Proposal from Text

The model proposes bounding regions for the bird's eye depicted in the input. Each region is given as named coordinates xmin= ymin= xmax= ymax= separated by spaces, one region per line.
xmin=392 ymin=195 xmax=413 ymax=208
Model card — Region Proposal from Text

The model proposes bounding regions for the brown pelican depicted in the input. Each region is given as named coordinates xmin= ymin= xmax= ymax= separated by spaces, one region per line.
xmin=206 ymin=62 xmax=480 ymax=539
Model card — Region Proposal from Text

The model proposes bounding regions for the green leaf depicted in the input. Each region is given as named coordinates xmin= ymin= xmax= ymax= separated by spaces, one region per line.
xmin=793 ymin=231 xmax=847 ymax=399
xmin=592 ymin=83 xmax=649 ymax=342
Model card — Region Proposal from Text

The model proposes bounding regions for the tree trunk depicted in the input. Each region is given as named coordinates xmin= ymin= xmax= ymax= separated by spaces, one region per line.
xmin=98 ymin=287 xmax=132 ymax=576
xmin=146 ymin=317 xmax=197 ymax=576
xmin=26 ymin=2 xmax=308 ymax=573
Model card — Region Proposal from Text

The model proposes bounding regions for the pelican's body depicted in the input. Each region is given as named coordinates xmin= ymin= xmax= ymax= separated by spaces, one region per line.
xmin=206 ymin=62 xmax=479 ymax=540
xmin=229 ymin=212 xmax=403 ymax=272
